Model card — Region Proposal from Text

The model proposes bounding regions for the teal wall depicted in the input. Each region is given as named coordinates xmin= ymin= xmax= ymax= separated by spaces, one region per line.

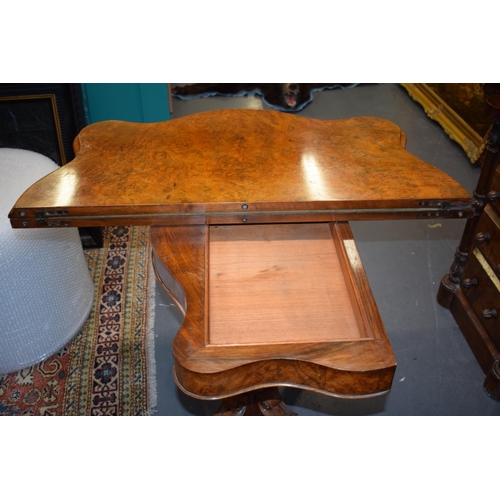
xmin=82 ymin=83 xmax=170 ymax=124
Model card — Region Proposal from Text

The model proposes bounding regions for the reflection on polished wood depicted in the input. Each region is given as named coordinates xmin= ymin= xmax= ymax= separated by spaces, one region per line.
xmin=151 ymin=222 xmax=396 ymax=402
xmin=10 ymin=109 xmax=473 ymax=228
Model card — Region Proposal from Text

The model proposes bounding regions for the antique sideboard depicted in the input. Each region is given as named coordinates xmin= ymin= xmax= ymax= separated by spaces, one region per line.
xmin=9 ymin=109 xmax=476 ymax=415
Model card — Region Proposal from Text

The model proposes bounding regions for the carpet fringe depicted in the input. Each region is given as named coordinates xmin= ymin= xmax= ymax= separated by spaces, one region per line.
xmin=146 ymin=246 xmax=158 ymax=415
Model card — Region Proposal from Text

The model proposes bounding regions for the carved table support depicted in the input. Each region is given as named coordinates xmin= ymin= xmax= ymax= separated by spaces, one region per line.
xmin=215 ymin=388 xmax=298 ymax=416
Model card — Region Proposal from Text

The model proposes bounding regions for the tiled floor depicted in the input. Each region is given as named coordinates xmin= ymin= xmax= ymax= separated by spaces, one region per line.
xmin=152 ymin=83 xmax=500 ymax=415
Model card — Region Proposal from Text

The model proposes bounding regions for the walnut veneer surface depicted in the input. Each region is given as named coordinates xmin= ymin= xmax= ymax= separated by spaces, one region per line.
xmin=10 ymin=109 xmax=473 ymax=228
xmin=8 ymin=109 xmax=477 ymax=406
xmin=151 ymin=222 xmax=396 ymax=400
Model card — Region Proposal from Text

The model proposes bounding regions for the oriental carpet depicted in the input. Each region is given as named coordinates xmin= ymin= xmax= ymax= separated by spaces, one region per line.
xmin=0 ymin=226 xmax=157 ymax=416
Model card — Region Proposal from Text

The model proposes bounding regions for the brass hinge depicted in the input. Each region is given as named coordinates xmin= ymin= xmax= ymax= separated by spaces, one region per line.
xmin=35 ymin=210 xmax=71 ymax=226
xmin=416 ymin=200 xmax=474 ymax=219
xmin=417 ymin=201 xmax=451 ymax=218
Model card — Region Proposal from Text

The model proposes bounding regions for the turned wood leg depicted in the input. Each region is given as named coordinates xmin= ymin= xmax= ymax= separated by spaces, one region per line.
xmin=215 ymin=388 xmax=298 ymax=416
xmin=483 ymin=360 xmax=500 ymax=400
xmin=437 ymin=246 xmax=470 ymax=309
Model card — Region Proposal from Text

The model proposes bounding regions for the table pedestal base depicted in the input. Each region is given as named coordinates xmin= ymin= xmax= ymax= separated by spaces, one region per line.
xmin=215 ymin=388 xmax=298 ymax=416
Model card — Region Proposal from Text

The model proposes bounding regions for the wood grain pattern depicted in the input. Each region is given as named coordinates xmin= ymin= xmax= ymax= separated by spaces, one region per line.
xmin=10 ymin=109 xmax=473 ymax=228
xmin=208 ymin=223 xmax=363 ymax=345
xmin=151 ymin=222 xmax=396 ymax=400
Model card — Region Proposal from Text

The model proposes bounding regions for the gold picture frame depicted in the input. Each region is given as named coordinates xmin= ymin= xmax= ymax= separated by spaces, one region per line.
xmin=401 ymin=83 xmax=490 ymax=164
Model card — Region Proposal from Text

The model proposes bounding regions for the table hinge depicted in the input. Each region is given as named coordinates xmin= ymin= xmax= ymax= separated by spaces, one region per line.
xmin=35 ymin=210 xmax=71 ymax=226
xmin=417 ymin=201 xmax=451 ymax=218
xmin=419 ymin=201 xmax=451 ymax=209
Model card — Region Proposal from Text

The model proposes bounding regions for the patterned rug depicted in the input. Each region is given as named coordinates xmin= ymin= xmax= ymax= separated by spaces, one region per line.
xmin=0 ymin=226 xmax=156 ymax=416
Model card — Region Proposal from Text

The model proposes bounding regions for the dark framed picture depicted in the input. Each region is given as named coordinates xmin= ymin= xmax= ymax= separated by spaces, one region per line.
xmin=0 ymin=84 xmax=86 ymax=166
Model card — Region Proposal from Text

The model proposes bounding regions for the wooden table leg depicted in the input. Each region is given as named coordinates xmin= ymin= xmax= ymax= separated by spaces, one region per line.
xmin=215 ymin=388 xmax=298 ymax=416
xmin=484 ymin=361 xmax=500 ymax=400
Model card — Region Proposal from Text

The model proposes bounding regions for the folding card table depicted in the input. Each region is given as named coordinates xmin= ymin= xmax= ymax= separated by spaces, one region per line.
xmin=10 ymin=109 xmax=474 ymax=415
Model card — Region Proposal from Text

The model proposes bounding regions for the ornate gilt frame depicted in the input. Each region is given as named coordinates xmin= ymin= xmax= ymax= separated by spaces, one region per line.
xmin=401 ymin=83 xmax=486 ymax=163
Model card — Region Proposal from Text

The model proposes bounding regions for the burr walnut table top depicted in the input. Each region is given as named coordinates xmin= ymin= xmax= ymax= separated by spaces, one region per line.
xmin=10 ymin=109 xmax=473 ymax=228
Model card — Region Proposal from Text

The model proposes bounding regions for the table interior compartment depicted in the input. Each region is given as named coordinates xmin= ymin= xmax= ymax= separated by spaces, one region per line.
xmin=208 ymin=222 xmax=370 ymax=346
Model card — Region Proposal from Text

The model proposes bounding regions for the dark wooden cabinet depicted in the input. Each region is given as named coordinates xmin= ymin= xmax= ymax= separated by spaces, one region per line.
xmin=438 ymin=95 xmax=500 ymax=400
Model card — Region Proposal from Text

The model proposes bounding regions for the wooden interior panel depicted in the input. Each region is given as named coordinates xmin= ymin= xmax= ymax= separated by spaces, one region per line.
xmin=208 ymin=223 xmax=365 ymax=345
